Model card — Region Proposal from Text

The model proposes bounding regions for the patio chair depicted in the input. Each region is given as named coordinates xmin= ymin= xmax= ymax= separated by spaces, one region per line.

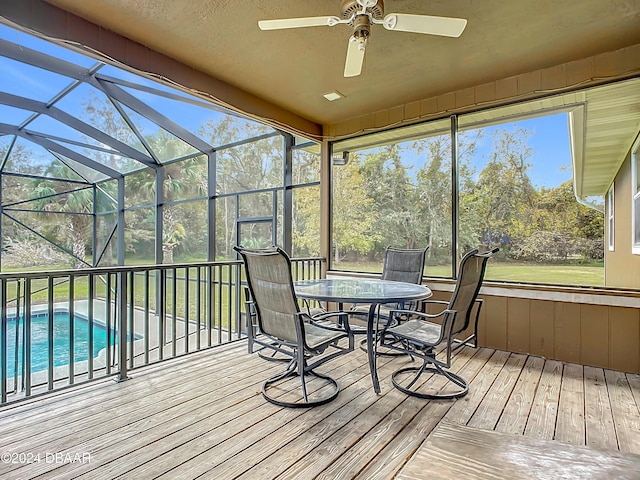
xmin=235 ymin=245 xmax=354 ymax=408
xmin=349 ymin=246 xmax=428 ymax=349
xmin=241 ymin=247 xmax=287 ymax=361
xmin=350 ymin=246 xmax=427 ymax=323
xmin=380 ymin=247 xmax=498 ymax=399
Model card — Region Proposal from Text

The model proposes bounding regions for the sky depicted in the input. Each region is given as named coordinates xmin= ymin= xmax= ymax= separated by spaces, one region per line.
xmin=354 ymin=111 xmax=574 ymax=191
xmin=472 ymin=113 xmax=573 ymax=189
xmin=0 ymin=22 xmax=278 ymax=176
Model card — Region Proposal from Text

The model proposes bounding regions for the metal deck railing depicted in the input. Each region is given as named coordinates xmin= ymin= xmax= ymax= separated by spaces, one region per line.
xmin=0 ymin=257 xmax=323 ymax=404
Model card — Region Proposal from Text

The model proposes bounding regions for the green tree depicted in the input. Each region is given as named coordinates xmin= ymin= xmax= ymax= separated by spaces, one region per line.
xmin=147 ymin=133 xmax=207 ymax=263
xmin=200 ymin=116 xmax=281 ymax=258
xmin=291 ymin=150 xmax=321 ymax=256
xmin=413 ymin=136 xmax=453 ymax=259
xmin=457 ymin=129 xmax=484 ymax=251
xmin=81 ymin=90 xmax=141 ymax=171
xmin=360 ymin=145 xmax=423 ymax=250
xmin=125 ymin=140 xmax=207 ymax=263
xmin=332 ymin=155 xmax=379 ymax=263
xmin=29 ymin=161 xmax=93 ymax=268
xmin=292 ymin=184 xmax=320 ymax=256
xmin=0 ymin=143 xmax=46 ymax=247
xmin=464 ymin=128 xmax=536 ymax=250
xmin=523 ymin=180 xmax=604 ymax=260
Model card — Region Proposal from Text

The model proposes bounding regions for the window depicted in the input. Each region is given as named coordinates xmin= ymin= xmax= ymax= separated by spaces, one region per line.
xmin=331 ymin=97 xmax=606 ymax=286
xmin=331 ymin=119 xmax=452 ymax=277
xmin=632 ymin=137 xmax=640 ymax=254
xmin=459 ymin=110 xmax=604 ymax=285
xmin=607 ymin=185 xmax=614 ymax=251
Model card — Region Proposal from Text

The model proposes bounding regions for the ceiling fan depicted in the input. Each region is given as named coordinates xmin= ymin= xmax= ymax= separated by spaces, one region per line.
xmin=258 ymin=0 xmax=467 ymax=78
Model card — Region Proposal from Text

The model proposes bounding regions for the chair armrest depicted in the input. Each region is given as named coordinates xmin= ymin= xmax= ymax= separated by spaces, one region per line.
xmin=387 ymin=307 xmax=450 ymax=323
xmin=310 ymin=310 xmax=349 ymax=322
xmin=305 ymin=310 xmax=354 ymax=337
xmin=302 ymin=298 xmax=326 ymax=315
xmin=418 ymin=299 xmax=449 ymax=315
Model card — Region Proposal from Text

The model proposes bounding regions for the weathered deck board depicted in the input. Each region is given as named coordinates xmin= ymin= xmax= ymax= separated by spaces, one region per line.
xmin=605 ymin=369 xmax=640 ymax=454
xmin=523 ymin=359 xmax=563 ymax=440
xmin=467 ymin=353 xmax=527 ymax=430
xmin=354 ymin=347 xmax=497 ymax=480
xmin=555 ymin=362 xmax=586 ymax=445
xmin=316 ymin=347 xmax=488 ymax=480
xmin=495 ymin=355 xmax=544 ymax=435
xmin=1 ymin=349 xmax=278 ymax=452
xmin=69 ymin=350 xmax=363 ymax=479
xmin=396 ymin=423 xmax=640 ymax=480
xmin=584 ymin=365 xmax=618 ymax=451
xmin=264 ymin=347 xmax=481 ymax=480
xmin=0 ymin=340 xmax=639 ymax=479
xmin=444 ymin=350 xmax=511 ymax=426
xmin=142 ymin=350 xmax=388 ymax=479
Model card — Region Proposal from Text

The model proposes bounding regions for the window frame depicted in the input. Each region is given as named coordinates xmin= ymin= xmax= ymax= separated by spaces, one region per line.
xmin=631 ymin=136 xmax=640 ymax=255
xmin=330 ymin=98 xmax=605 ymax=287
xmin=607 ymin=184 xmax=614 ymax=251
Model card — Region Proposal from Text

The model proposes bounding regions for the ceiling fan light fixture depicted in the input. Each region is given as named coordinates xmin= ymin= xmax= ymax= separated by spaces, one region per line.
xmin=323 ymin=91 xmax=345 ymax=101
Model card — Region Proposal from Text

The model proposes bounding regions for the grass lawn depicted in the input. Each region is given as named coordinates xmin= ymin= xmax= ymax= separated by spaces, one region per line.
xmin=484 ymin=263 xmax=603 ymax=286
xmin=335 ymin=261 xmax=604 ymax=287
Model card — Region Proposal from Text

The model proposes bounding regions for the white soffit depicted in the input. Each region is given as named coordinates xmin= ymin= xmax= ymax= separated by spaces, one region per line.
xmin=578 ymin=78 xmax=640 ymax=197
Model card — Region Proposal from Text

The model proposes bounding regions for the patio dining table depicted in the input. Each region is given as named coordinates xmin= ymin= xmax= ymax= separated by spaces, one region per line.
xmin=294 ymin=278 xmax=432 ymax=394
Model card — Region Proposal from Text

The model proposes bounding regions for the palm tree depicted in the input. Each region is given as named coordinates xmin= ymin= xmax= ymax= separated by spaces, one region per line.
xmin=129 ymin=132 xmax=208 ymax=263
xmin=29 ymin=161 xmax=93 ymax=268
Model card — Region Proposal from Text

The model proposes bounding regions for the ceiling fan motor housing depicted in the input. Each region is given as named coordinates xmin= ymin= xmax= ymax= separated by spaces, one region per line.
xmin=341 ymin=0 xmax=384 ymax=21
xmin=342 ymin=0 xmax=383 ymax=39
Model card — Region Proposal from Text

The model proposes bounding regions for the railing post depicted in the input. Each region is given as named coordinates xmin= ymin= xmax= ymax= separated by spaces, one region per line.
xmin=1 ymin=279 xmax=6 ymax=403
xmin=115 ymin=270 xmax=130 ymax=382
xmin=23 ymin=278 xmax=31 ymax=395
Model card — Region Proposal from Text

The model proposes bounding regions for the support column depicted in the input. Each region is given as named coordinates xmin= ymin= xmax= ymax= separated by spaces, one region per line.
xmin=282 ymin=133 xmax=294 ymax=253
xmin=451 ymin=115 xmax=459 ymax=278
xmin=207 ymin=151 xmax=216 ymax=262
xmin=319 ymin=140 xmax=331 ymax=277
xmin=155 ymin=166 xmax=164 ymax=264
xmin=117 ymin=176 xmax=125 ymax=266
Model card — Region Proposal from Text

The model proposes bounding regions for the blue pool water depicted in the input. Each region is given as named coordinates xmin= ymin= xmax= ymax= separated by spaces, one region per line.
xmin=5 ymin=312 xmax=119 ymax=374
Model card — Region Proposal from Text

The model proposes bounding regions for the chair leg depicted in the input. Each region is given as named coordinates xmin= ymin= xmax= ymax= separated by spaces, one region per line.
xmin=391 ymin=360 xmax=469 ymax=400
xmin=257 ymin=345 xmax=290 ymax=362
xmin=262 ymin=359 xmax=341 ymax=408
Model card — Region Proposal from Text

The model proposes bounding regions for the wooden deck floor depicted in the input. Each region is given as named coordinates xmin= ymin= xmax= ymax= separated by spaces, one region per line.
xmin=1 ymin=339 xmax=639 ymax=479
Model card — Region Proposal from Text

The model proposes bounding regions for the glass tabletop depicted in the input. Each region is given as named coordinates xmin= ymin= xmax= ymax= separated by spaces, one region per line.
xmin=294 ymin=278 xmax=431 ymax=304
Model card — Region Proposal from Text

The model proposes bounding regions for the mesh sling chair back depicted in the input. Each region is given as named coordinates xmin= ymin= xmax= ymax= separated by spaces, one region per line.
xmin=381 ymin=247 xmax=499 ymax=399
xmin=379 ymin=245 xmax=429 ymax=324
xmin=381 ymin=246 xmax=428 ymax=284
xmin=235 ymin=245 xmax=354 ymax=408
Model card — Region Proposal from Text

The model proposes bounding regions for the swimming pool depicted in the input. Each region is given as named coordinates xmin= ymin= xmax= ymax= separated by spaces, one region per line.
xmin=4 ymin=312 xmax=132 ymax=374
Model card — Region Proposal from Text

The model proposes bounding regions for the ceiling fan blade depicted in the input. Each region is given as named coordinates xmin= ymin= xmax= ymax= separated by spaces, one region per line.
xmin=344 ymin=36 xmax=366 ymax=77
xmin=383 ymin=13 xmax=467 ymax=37
xmin=258 ymin=16 xmax=341 ymax=30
